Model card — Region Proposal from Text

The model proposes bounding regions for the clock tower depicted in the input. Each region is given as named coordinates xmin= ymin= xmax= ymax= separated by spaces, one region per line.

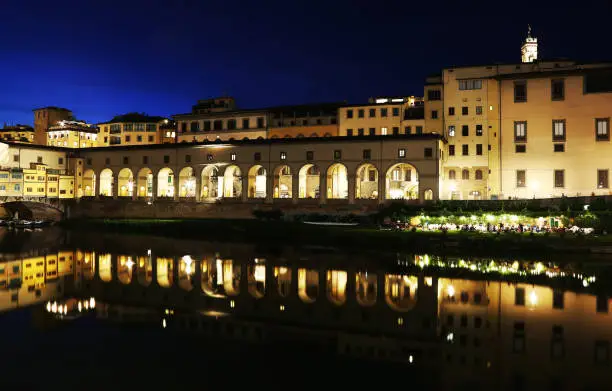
xmin=521 ymin=25 xmax=538 ymax=63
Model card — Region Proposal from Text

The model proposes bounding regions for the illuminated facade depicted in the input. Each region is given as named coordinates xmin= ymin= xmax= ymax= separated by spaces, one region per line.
xmin=97 ymin=113 xmax=169 ymax=146
xmin=339 ymin=96 xmax=425 ymax=137
xmin=267 ymin=103 xmax=341 ymax=138
xmin=33 ymin=106 xmax=73 ymax=145
xmin=47 ymin=120 xmax=99 ymax=148
xmin=0 ymin=125 xmax=34 ymax=143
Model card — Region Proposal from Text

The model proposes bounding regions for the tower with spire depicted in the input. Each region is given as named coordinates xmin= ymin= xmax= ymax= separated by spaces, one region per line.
xmin=521 ymin=25 xmax=538 ymax=63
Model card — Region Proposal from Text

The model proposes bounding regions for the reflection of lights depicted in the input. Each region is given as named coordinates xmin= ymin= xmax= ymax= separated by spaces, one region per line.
xmin=46 ymin=302 xmax=51 ymax=312
xmin=397 ymin=317 xmax=404 ymax=326
xmin=529 ymin=290 xmax=538 ymax=306
xmin=583 ymin=279 xmax=589 ymax=287
xmin=425 ymin=277 xmax=433 ymax=287
xmin=182 ymin=255 xmax=194 ymax=275
xmin=447 ymin=285 xmax=455 ymax=298
xmin=280 ymin=305 xmax=285 ymax=311
xmin=162 ymin=318 xmax=167 ymax=328
xmin=446 ymin=333 xmax=454 ymax=342
xmin=147 ymin=249 xmax=151 ymax=256
xmin=84 ymin=300 xmax=89 ymax=310
xmin=51 ymin=302 xmax=58 ymax=313
xmin=89 ymin=297 xmax=96 ymax=309
xmin=63 ymin=304 xmax=68 ymax=315
xmin=409 ymin=355 xmax=414 ymax=364
xmin=278 ymin=267 xmax=288 ymax=275
xmin=254 ymin=265 xmax=266 ymax=283
xmin=78 ymin=301 xmax=82 ymax=312
xmin=230 ymin=300 xmax=235 ymax=308
xmin=125 ymin=258 xmax=135 ymax=269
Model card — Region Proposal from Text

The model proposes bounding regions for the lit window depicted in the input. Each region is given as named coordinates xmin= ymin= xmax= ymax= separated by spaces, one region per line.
xmin=553 ymin=120 xmax=566 ymax=141
xmin=280 ymin=152 xmax=287 ymax=160
xmin=381 ymin=127 xmax=388 ymax=135
xmin=398 ymin=149 xmax=406 ymax=158
xmin=448 ymin=126 xmax=455 ymax=137
xmin=231 ymin=153 xmax=236 ymax=161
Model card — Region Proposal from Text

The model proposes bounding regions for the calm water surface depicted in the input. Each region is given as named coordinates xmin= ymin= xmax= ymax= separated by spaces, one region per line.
xmin=0 ymin=227 xmax=611 ymax=390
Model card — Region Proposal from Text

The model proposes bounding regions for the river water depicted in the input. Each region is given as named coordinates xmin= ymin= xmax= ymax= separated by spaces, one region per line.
xmin=0 ymin=227 xmax=611 ymax=390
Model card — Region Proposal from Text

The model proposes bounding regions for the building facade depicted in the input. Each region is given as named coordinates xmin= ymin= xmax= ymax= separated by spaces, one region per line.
xmin=33 ymin=107 xmax=72 ymax=146
xmin=97 ymin=113 xmax=168 ymax=146
xmin=267 ymin=103 xmax=341 ymax=138
xmin=0 ymin=125 xmax=35 ymax=143
xmin=47 ymin=120 xmax=99 ymax=148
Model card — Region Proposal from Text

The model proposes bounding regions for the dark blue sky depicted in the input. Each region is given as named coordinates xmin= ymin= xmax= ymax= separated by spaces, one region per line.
xmin=1 ymin=0 xmax=609 ymax=126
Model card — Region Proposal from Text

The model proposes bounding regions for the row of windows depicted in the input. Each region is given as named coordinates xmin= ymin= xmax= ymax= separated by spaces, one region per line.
xmin=448 ymin=169 xmax=484 ymax=181
xmin=105 ymin=123 xmax=157 ymax=132
xmin=449 ymin=144 xmax=485 ymax=156
xmin=0 ymin=185 xmax=20 ymax=191
xmin=346 ymin=126 xmax=423 ymax=136
xmin=515 ymin=287 xmax=610 ymax=313
xmin=274 ymin=118 xmax=336 ymax=127
xmin=515 ymin=169 xmax=611 ymax=189
xmin=124 ymin=135 xmax=155 ymax=143
xmin=346 ymin=107 xmax=400 ymax=119
xmin=110 ymin=147 xmax=433 ymax=167
xmin=448 ymin=124 xmax=484 ymax=137
xmin=513 ymin=118 xmax=610 ymax=142
xmin=514 ymin=79 xmax=566 ymax=102
xmin=181 ymin=117 xmax=265 ymax=132
xmin=446 ymin=105 xmax=484 ymax=117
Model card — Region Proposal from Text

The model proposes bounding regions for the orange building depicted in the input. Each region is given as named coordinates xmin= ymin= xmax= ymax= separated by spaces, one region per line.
xmin=267 ymin=103 xmax=341 ymax=139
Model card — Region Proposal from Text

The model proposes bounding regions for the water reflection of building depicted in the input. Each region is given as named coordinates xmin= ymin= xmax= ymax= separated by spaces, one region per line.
xmin=59 ymin=249 xmax=611 ymax=390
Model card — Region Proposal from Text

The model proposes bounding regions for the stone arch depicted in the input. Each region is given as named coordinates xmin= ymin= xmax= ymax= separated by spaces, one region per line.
xmin=296 ymin=133 xmax=304 ymax=138
xmin=98 ymin=254 xmax=112 ymax=282
xmin=356 ymin=163 xmax=379 ymax=199
xmin=323 ymin=132 xmax=332 ymax=137
xmin=117 ymin=255 xmax=134 ymax=284
xmin=242 ymin=137 xmax=249 ymax=141
xmin=222 ymin=259 xmax=241 ymax=296
xmin=247 ymin=165 xmax=267 ymax=199
xmin=385 ymin=163 xmax=419 ymax=200
xmin=273 ymin=165 xmax=292 ymax=199
xmin=99 ymin=169 xmax=114 ymax=197
xmin=385 ymin=274 xmax=418 ymax=312
xmin=178 ymin=255 xmax=195 ymax=291
xmin=284 ymin=134 xmax=291 ymax=138
xmin=298 ymin=268 xmax=318 ymax=303
xmin=117 ymin=168 xmax=134 ymax=197
xmin=462 ymin=169 xmax=469 ymax=180
xmin=356 ymin=272 xmax=377 ymax=306
xmin=326 ymin=163 xmax=348 ymax=199
xmin=201 ymin=165 xmax=219 ymax=199
xmin=424 ymin=188 xmax=434 ymax=200
xmin=274 ymin=266 xmax=291 ymax=297
xmin=257 ymin=136 xmax=264 ymax=140
xmin=221 ymin=165 xmax=242 ymax=198
xmin=157 ymin=168 xmax=175 ymax=198
xmin=83 ymin=169 xmax=96 ymax=197
xmin=156 ymin=257 xmax=174 ymax=288
xmin=201 ymin=258 xmax=224 ymax=297
xmin=310 ymin=133 xmax=318 ymax=137
xmin=178 ymin=167 xmax=196 ymax=198
xmin=326 ymin=270 xmax=347 ymax=305
xmin=137 ymin=167 xmax=153 ymax=197
xmin=248 ymin=258 xmax=266 ymax=299
xmin=298 ymin=164 xmax=320 ymax=199
xmin=271 ymin=135 xmax=279 ymax=139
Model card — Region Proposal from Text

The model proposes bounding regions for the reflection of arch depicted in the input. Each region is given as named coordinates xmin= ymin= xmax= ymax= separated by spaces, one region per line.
xmin=356 ymin=272 xmax=377 ymax=306
xmin=201 ymin=165 xmax=219 ymax=199
xmin=137 ymin=167 xmax=153 ymax=197
xmin=83 ymin=169 xmax=96 ymax=197
xmin=99 ymin=169 xmax=113 ymax=197
xmin=273 ymin=165 xmax=292 ymax=199
xmin=137 ymin=256 xmax=152 ymax=286
xmin=271 ymin=135 xmax=279 ymax=139
xmin=327 ymin=270 xmax=347 ymax=305
xmin=157 ymin=168 xmax=175 ymax=198
xmin=356 ymin=163 xmax=378 ymax=199
xmin=386 ymin=163 xmax=419 ymax=200
xmin=424 ymin=189 xmax=434 ymax=200
xmin=83 ymin=252 xmax=96 ymax=280
xmin=247 ymin=165 xmax=267 ymax=199
xmin=222 ymin=260 xmax=241 ymax=296
xmin=178 ymin=167 xmax=196 ymax=197
xmin=385 ymin=275 xmax=418 ymax=312
xmin=274 ymin=266 xmax=291 ymax=297
xmin=326 ymin=163 xmax=348 ymax=199
xmin=248 ymin=259 xmax=266 ymax=299
xmin=324 ymin=133 xmax=332 ymax=137
xmin=298 ymin=268 xmax=318 ymax=303
xmin=296 ymin=133 xmax=304 ymax=138
xmin=117 ymin=255 xmax=134 ymax=284
xmin=156 ymin=257 xmax=174 ymax=288
xmin=284 ymin=135 xmax=291 ymax=138
xmin=298 ymin=164 xmax=320 ymax=198
xmin=117 ymin=168 xmax=134 ymax=197
xmin=201 ymin=258 xmax=224 ymax=297
xmin=310 ymin=133 xmax=318 ymax=137
xmin=178 ymin=255 xmax=195 ymax=291
xmin=222 ymin=165 xmax=242 ymax=198
xmin=98 ymin=254 xmax=112 ymax=282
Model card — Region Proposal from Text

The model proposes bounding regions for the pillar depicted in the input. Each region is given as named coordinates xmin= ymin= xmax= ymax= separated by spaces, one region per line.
xmin=173 ymin=177 xmax=179 ymax=201
xmin=152 ymin=174 xmax=158 ymax=201
xmin=151 ymin=255 xmax=158 ymax=286
xmin=94 ymin=173 xmax=101 ymax=199
xmin=292 ymin=172 xmax=299 ymax=205
xmin=265 ymin=174 xmax=273 ymax=204
xmin=319 ymin=173 xmax=327 ymax=205
xmin=347 ymin=173 xmax=356 ymax=204
xmin=195 ymin=174 xmax=202 ymax=202
xmin=378 ymin=175 xmax=385 ymax=204
xmin=241 ymin=175 xmax=248 ymax=202
xmin=112 ymin=177 xmax=118 ymax=200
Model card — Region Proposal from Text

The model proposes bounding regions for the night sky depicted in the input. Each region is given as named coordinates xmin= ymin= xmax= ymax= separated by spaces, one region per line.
xmin=1 ymin=1 xmax=610 ymax=126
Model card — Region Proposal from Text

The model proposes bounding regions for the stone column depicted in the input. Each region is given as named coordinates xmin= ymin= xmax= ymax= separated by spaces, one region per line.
xmin=265 ymin=174 xmax=273 ymax=204
xmin=378 ymin=176 xmax=385 ymax=204
xmin=292 ymin=173 xmax=299 ymax=205
xmin=173 ymin=178 xmax=179 ymax=201
xmin=112 ymin=178 xmax=118 ymax=200
xmin=319 ymin=173 xmax=327 ymax=205
xmin=241 ymin=175 xmax=248 ymax=202
xmin=347 ymin=173 xmax=356 ymax=204
xmin=152 ymin=174 xmax=158 ymax=201
xmin=94 ymin=173 xmax=101 ymax=199
xmin=195 ymin=174 xmax=202 ymax=202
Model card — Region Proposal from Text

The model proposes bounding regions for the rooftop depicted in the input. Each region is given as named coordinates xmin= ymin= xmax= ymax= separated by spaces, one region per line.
xmin=98 ymin=113 xmax=168 ymax=125
xmin=32 ymin=106 xmax=72 ymax=112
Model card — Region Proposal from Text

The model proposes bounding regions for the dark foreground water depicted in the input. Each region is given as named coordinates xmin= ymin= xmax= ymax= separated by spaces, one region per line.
xmin=0 ymin=227 xmax=611 ymax=390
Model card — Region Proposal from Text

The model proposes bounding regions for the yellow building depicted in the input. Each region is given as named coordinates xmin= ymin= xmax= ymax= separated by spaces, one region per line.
xmin=97 ymin=113 xmax=168 ymax=146
xmin=0 ymin=125 xmax=35 ymax=143
xmin=267 ymin=103 xmax=341 ymax=138
xmin=47 ymin=120 xmax=99 ymax=148
xmin=339 ymin=96 xmax=425 ymax=137
xmin=159 ymin=120 xmax=177 ymax=144
xmin=175 ymin=97 xmax=268 ymax=142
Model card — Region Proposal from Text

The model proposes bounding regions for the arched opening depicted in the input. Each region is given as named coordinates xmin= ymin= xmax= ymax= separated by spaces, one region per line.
xmin=356 ymin=272 xmax=377 ymax=306
xmin=117 ymin=168 xmax=134 ymax=197
xmin=462 ymin=169 xmax=469 ymax=180
xmin=297 ymin=269 xmax=318 ymax=303
xmin=356 ymin=164 xmax=379 ymax=199
xmin=99 ymin=169 xmax=113 ymax=197
xmin=178 ymin=167 xmax=196 ymax=198
xmin=248 ymin=258 xmax=266 ymax=298
xmin=83 ymin=169 xmax=96 ymax=197
xmin=296 ymin=133 xmax=304 ymax=138
xmin=327 ymin=270 xmax=347 ymax=305
xmin=310 ymin=133 xmax=318 ymax=137
xmin=298 ymin=164 xmax=320 ymax=199
xmin=201 ymin=258 xmax=224 ymax=297
xmin=424 ymin=189 xmax=434 ymax=200
xmin=83 ymin=252 xmax=95 ymax=280
xmin=324 ymin=133 xmax=332 ymax=137
xmin=386 ymin=163 xmax=419 ymax=200
xmin=117 ymin=255 xmax=134 ymax=284
xmin=156 ymin=257 xmax=174 ymax=288
xmin=98 ymin=254 xmax=112 ymax=282
xmin=274 ymin=266 xmax=291 ymax=297
xmin=222 ymin=259 xmax=241 ymax=296
xmin=157 ymin=168 xmax=175 ymax=198
xmin=137 ymin=256 xmax=152 ymax=286
xmin=222 ymin=165 xmax=242 ymax=198
xmin=201 ymin=165 xmax=219 ymax=199
xmin=178 ymin=255 xmax=195 ymax=291
xmin=137 ymin=168 xmax=153 ymax=197
xmin=271 ymin=135 xmax=279 ymax=139
xmin=385 ymin=274 xmax=418 ymax=312
xmin=273 ymin=165 xmax=292 ymax=199
xmin=247 ymin=165 xmax=267 ymax=198
xmin=326 ymin=163 xmax=348 ymax=199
